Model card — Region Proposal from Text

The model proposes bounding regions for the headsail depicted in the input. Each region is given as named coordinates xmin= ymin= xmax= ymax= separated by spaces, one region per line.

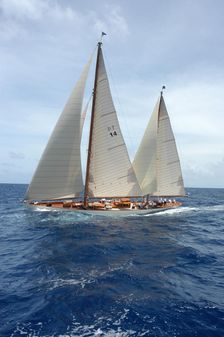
xmin=87 ymin=46 xmax=142 ymax=198
xmin=25 ymin=55 xmax=92 ymax=201
xmin=133 ymin=93 xmax=185 ymax=196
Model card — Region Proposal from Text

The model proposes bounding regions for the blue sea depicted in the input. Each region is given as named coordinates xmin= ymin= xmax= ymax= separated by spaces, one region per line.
xmin=0 ymin=184 xmax=224 ymax=337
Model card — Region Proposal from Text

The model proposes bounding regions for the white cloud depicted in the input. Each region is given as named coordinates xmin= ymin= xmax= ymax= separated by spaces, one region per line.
xmin=0 ymin=0 xmax=47 ymax=20
xmin=0 ymin=18 xmax=26 ymax=40
xmin=167 ymin=80 xmax=223 ymax=137
xmin=0 ymin=0 xmax=78 ymax=22
xmin=9 ymin=151 xmax=25 ymax=159
xmin=0 ymin=0 xmax=84 ymax=42
xmin=0 ymin=0 xmax=129 ymax=42
xmin=184 ymin=158 xmax=224 ymax=188
xmin=106 ymin=5 xmax=129 ymax=36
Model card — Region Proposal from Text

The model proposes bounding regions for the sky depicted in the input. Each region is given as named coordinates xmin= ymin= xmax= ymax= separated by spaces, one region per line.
xmin=0 ymin=0 xmax=224 ymax=188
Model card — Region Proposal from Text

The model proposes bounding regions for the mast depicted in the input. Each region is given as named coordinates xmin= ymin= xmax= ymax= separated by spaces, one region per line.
xmin=145 ymin=85 xmax=165 ymax=200
xmin=152 ymin=85 xmax=164 ymax=200
xmin=158 ymin=85 xmax=165 ymax=120
xmin=84 ymin=41 xmax=102 ymax=207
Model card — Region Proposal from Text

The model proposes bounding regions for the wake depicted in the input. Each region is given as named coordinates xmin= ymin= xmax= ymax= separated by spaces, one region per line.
xmin=144 ymin=204 xmax=224 ymax=217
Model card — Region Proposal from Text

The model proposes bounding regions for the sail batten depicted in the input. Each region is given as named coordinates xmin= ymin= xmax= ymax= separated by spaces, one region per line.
xmin=25 ymin=54 xmax=93 ymax=201
xmin=133 ymin=94 xmax=185 ymax=197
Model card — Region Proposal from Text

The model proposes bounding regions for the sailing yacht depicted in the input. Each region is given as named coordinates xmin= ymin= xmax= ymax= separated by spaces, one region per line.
xmin=24 ymin=36 xmax=184 ymax=214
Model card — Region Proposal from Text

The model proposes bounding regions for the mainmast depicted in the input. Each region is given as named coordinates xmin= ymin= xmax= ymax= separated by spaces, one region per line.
xmin=84 ymin=39 xmax=103 ymax=207
xmin=146 ymin=85 xmax=166 ymax=201
xmin=158 ymin=85 xmax=166 ymax=118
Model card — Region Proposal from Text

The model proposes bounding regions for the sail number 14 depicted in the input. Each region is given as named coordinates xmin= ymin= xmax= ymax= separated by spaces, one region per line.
xmin=108 ymin=125 xmax=117 ymax=137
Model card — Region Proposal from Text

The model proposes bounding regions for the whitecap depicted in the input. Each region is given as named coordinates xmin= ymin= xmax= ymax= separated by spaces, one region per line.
xmin=144 ymin=206 xmax=198 ymax=216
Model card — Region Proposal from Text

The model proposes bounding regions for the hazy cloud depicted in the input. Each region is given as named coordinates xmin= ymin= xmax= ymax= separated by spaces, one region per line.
xmin=0 ymin=0 xmax=129 ymax=42
xmin=9 ymin=151 xmax=25 ymax=160
xmin=101 ymin=4 xmax=129 ymax=37
xmin=0 ymin=0 xmax=74 ymax=21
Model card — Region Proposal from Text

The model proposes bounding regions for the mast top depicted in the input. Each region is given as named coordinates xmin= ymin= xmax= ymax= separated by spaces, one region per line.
xmin=99 ymin=32 xmax=107 ymax=45
xmin=161 ymin=85 xmax=166 ymax=96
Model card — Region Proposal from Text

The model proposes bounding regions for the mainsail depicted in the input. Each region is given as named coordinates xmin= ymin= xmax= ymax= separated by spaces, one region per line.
xmin=25 ymin=56 xmax=92 ymax=201
xmin=133 ymin=93 xmax=185 ymax=196
xmin=86 ymin=46 xmax=142 ymax=198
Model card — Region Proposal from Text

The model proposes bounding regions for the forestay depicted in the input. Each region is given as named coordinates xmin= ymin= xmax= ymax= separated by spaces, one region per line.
xmin=88 ymin=48 xmax=142 ymax=197
xmin=25 ymin=56 xmax=92 ymax=201
xmin=133 ymin=94 xmax=185 ymax=196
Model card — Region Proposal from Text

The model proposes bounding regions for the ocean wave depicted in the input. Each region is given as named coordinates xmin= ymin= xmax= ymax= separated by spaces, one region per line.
xmin=143 ymin=206 xmax=198 ymax=216
xmin=9 ymin=303 xmax=224 ymax=337
xmin=143 ymin=204 xmax=224 ymax=217
xmin=1 ymin=185 xmax=224 ymax=337
xmin=48 ymin=261 xmax=134 ymax=291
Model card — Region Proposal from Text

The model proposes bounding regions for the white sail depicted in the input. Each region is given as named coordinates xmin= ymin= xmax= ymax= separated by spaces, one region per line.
xmin=133 ymin=94 xmax=185 ymax=196
xmin=25 ymin=56 xmax=92 ymax=201
xmin=80 ymin=95 xmax=92 ymax=133
xmin=88 ymin=48 xmax=142 ymax=197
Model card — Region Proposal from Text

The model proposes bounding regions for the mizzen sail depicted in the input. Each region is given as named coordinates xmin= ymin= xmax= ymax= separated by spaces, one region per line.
xmin=25 ymin=56 xmax=92 ymax=201
xmin=133 ymin=93 xmax=185 ymax=196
